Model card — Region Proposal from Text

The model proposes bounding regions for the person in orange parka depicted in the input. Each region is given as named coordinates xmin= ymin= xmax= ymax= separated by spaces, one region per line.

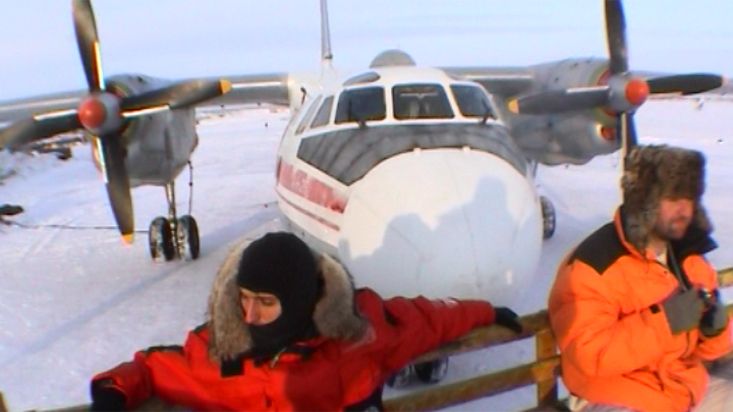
xmin=89 ymin=231 xmax=522 ymax=411
xmin=548 ymin=145 xmax=732 ymax=412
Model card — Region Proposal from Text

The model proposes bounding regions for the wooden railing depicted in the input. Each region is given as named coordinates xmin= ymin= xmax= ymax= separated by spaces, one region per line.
xmin=384 ymin=267 xmax=733 ymax=412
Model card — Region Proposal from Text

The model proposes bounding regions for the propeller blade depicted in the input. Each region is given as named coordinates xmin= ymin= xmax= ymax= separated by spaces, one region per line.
xmin=618 ymin=112 xmax=638 ymax=160
xmin=98 ymin=135 xmax=134 ymax=243
xmin=0 ymin=111 xmax=81 ymax=150
xmin=508 ymin=87 xmax=609 ymax=115
xmin=120 ymin=79 xmax=232 ymax=113
xmin=72 ymin=0 xmax=104 ymax=91
xmin=604 ymin=0 xmax=629 ymax=74
xmin=647 ymin=74 xmax=724 ymax=95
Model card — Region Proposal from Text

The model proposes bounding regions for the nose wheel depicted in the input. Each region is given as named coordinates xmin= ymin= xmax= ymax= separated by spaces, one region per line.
xmin=386 ymin=357 xmax=450 ymax=388
xmin=540 ymin=196 xmax=556 ymax=239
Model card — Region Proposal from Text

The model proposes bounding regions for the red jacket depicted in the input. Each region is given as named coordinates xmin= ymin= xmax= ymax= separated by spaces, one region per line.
xmin=548 ymin=209 xmax=732 ymax=412
xmin=93 ymin=288 xmax=495 ymax=411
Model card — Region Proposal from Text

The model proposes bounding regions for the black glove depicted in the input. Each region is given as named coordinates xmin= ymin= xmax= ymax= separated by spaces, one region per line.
xmin=661 ymin=288 xmax=705 ymax=335
xmin=90 ymin=378 xmax=126 ymax=411
xmin=700 ymin=289 xmax=729 ymax=337
xmin=494 ymin=306 xmax=523 ymax=334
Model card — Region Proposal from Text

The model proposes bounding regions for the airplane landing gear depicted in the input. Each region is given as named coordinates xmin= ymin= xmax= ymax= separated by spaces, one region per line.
xmin=540 ymin=195 xmax=556 ymax=239
xmin=177 ymin=214 xmax=200 ymax=260
xmin=149 ymin=217 xmax=175 ymax=261
xmin=387 ymin=365 xmax=414 ymax=388
xmin=386 ymin=357 xmax=450 ymax=388
xmin=148 ymin=163 xmax=201 ymax=261
xmin=414 ymin=357 xmax=449 ymax=383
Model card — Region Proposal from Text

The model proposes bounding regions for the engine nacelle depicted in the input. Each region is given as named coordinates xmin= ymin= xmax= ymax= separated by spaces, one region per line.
xmin=504 ymin=58 xmax=622 ymax=165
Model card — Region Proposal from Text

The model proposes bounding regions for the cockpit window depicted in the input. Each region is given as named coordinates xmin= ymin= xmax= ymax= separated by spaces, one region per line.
xmin=295 ymin=96 xmax=323 ymax=135
xmin=393 ymin=84 xmax=454 ymax=120
xmin=335 ymin=87 xmax=386 ymax=125
xmin=311 ymin=96 xmax=334 ymax=128
xmin=450 ymin=85 xmax=496 ymax=119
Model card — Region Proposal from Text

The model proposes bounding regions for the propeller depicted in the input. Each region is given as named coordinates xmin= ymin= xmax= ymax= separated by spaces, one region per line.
xmin=0 ymin=0 xmax=230 ymax=243
xmin=509 ymin=0 xmax=724 ymax=158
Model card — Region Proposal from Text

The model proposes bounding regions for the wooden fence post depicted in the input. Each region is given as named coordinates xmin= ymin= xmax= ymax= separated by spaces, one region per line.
xmin=535 ymin=328 xmax=559 ymax=408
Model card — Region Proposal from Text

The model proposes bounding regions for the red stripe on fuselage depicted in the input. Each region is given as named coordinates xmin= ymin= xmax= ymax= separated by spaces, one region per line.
xmin=276 ymin=159 xmax=347 ymax=214
xmin=276 ymin=189 xmax=340 ymax=231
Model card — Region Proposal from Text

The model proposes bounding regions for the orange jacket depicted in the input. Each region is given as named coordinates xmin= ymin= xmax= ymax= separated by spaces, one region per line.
xmin=548 ymin=208 xmax=731 ymax=412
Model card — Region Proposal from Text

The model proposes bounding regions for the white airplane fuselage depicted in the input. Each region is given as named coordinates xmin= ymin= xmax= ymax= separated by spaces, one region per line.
xmin=275 ymin=67 xmax=542 ymax=304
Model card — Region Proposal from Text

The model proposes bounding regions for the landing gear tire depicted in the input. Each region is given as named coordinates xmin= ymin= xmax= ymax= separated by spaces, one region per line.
xmin=414 ymin=357 xmax=449 ymax=384
xmin=386 ymin=364 xmax=415 ymax=389
xmin=149 ymin=217 xmax=175 ymax=261
xmin=540 ymin=196 xmax=556 ymax=239
xmin=177 ymin=215 xmax=200 ymax=260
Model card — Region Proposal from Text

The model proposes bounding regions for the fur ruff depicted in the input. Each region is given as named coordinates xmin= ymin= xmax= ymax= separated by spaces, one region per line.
xmin=207 ymin=238 xmax=367 ymax=362
xmin=621 ymin=145 xmax=711 ymax=252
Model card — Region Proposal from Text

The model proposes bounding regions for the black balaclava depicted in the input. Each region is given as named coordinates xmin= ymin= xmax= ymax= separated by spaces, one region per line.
xmin=236 ymin=232 xmax=320 ymax=357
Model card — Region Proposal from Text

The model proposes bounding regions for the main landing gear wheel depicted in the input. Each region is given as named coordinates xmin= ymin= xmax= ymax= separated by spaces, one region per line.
xmin=149 ymin=217 xmax=175 ymax=261
xmin=386 ymin=364 xmax=415 ymax=389
xmin=177 ymin=215 xmax=200 ymax=261
xmin=540 ymin=196 xmax=556 ymax=240
xmin=386 ymin=357 xmax=450 ymax=388
xmin=414 ymin=357 xmax=449 ymax=384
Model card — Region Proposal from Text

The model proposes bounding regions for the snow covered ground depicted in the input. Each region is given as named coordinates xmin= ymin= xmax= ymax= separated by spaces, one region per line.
xmin=0 ymin=99 xmax=731 ymax=411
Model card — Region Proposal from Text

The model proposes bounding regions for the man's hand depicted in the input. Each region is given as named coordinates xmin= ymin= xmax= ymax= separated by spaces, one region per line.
xmin=700 ymin=289 xmax=729 ymax=337
xmin=661 ymin=288 xmax=705 ymax=335
xmin=494 ymin=306 xmax=523 ymax=334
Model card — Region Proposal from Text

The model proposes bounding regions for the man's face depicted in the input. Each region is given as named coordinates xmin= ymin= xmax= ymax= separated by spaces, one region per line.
xmin=239 ymin=288 xmax=282 ymax=325
xmin=653 ymin=197 xmax=695 ymax=241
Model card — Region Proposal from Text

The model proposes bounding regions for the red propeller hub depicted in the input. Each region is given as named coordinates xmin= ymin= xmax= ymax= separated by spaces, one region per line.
xmin=78 ymin=97 xmax=107 ymax=130
xmin=625 ymin=78 xmax=649 ymax=106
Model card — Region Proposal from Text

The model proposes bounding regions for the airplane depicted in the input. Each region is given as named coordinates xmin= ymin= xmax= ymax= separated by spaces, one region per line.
xmin=263 ymin=0 xmax=724 ymax=305
xmin=0 ymin=0 xmax=232 ymax=262
xmin=0 ymin=0 xmax=723 ymax=301
xmin=0 ymin=0 xmax=723 ymax=290
xmin=0 ymin=0 xmax=724 ymax=295
xmin=0 ymin=0 xmax=724 ymax=386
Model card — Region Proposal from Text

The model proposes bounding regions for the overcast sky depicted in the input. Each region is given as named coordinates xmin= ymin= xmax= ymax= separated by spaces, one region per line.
xmin=0 ymin=0 xmax=731 ymax=100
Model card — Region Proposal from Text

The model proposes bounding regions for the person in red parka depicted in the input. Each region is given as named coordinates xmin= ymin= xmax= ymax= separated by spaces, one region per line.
xmin=90 ymin=231 xmax=522 ymax=411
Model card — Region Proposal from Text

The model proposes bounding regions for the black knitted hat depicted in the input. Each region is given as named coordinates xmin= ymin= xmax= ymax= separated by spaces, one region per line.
xmin=235 ymin=232 xmax=320 ymax=353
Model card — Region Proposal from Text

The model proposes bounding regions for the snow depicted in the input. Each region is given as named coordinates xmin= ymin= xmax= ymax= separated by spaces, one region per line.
xmin=0 ymin=99 xmax=732 ymax=411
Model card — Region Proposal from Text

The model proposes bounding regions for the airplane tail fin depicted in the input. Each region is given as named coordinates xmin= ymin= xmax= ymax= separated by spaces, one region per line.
xmin=319 ymin=0 xmax=336 ymax=80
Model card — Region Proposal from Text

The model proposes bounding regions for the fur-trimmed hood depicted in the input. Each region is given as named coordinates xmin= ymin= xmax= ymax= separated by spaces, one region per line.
xmin=620 ymin=144 xmax=712 ymax=252
xmin=206 ymin=238 xmax=368 ymax=363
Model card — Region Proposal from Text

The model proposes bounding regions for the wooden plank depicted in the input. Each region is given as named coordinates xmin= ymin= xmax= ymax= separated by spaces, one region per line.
xmin=719 ymin=267 xmax=733 ymax=288
xmin=535 ymin=329 xmax=558 ymax=407
xmin=1 ymin=391 xmax=8 ymax=412
xmin=384 ymin=356 xmax=560 ymax=411
xmin=410 ymin=310 xmax=551 ymax=364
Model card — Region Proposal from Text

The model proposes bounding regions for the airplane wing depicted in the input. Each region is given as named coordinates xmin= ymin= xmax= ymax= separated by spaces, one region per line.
xmin=0 ymin=90 xmax=85 ymax=125
xmin=202 ymin=73 xmax=291 ymax=107
xmin=441 ymin=66 xmax=535 ymax=98
xmin=0 ymin=73 xmax=292 ymax=127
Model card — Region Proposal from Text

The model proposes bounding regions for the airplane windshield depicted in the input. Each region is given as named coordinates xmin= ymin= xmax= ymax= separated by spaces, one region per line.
xmin=450 ymin=85 xmax=496 ymax=119
xmin=311 ymin=96 xmax=334 ymax=128
xmin=393 ymin=84 xmax=454 ymax=120
xmin=335 ymin=87 xmax=386 ymax=125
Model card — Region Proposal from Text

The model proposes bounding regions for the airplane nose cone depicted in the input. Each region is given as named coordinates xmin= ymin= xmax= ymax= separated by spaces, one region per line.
xmin=337 ymin=149 xmax=542 ymax=305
